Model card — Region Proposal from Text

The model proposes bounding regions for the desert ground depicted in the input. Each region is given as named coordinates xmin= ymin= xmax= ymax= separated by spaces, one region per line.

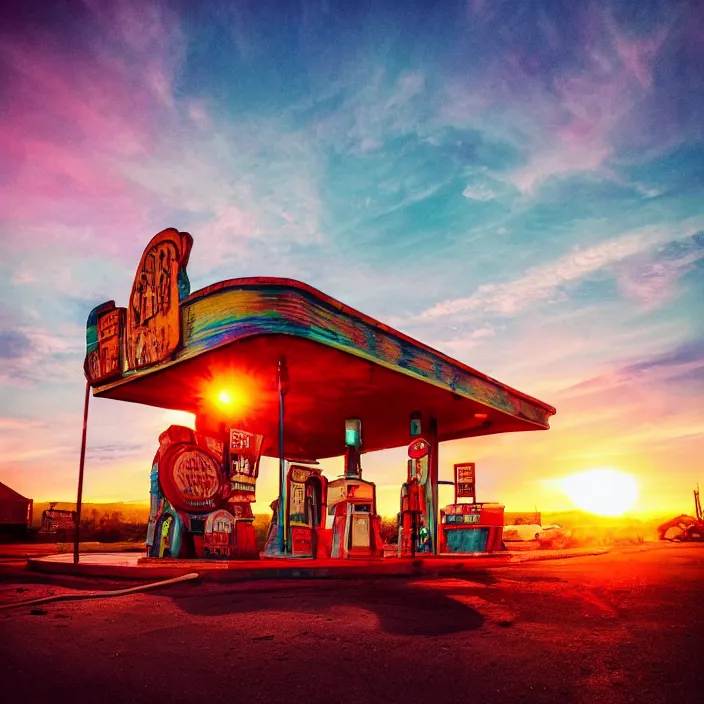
xmin=1 ymin=542 xmax=702 ymax=704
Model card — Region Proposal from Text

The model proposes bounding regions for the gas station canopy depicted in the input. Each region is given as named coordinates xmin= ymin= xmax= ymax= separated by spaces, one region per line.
xmin=85 ymin=229 xmax=556 ymax=460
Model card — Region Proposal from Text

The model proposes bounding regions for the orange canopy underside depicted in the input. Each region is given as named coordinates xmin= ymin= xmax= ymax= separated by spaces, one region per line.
xmin=96 ymin=334 xmax=546 ymax=460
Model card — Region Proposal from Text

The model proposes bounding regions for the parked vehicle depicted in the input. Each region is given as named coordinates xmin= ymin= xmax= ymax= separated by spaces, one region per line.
xmin=502 ymin=522 xmax=573 ymax=548
xmin=537 ymin=524 xmax=573 ymax=549
xmin=502 ymin=523 xmax=543 ymax=542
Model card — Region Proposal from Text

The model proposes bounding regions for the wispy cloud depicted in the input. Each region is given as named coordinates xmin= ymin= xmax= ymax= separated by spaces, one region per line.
xmin=614 ymin=231 xmax=704 ymax=307
xmin=563 ymin=339 xmax=704 ymax=398
xmin=0 ymin=322 xmax=85 ymax=387
xmin=440 ymin=5 xmax=672 ymax=194
xmin=0 ymin=0 xmax=184 ymax=256
xmin=462 ymin=183 xmax=497 ymax=202
xmin=417 ymin=220 xmax=704 ymax=320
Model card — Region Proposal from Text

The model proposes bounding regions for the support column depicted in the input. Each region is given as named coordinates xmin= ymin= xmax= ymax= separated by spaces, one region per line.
xmin=276 ymin=358 xmax=289 ymax=554
xmin=73 ymin=381 xmax=91 ymax=564
xmin=428 ymin=417 xmax=439 ymax=555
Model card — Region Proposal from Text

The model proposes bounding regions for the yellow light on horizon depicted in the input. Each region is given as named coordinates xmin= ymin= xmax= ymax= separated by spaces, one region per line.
xmin=561 ymin=468 xmax=639 ymax=517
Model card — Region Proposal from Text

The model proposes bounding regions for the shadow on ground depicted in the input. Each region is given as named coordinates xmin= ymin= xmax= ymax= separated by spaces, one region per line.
xmin=168 ymin=576 xmax=493 ymax=636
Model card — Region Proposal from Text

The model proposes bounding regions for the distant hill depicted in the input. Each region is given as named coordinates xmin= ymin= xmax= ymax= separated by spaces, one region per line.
xmin=540 ymin=510 xmax=675 ymax=544
xmin=28 ymin=503 xmax=677 ymax=545
xmin=31 ymin=501 xmax=274 ymax=530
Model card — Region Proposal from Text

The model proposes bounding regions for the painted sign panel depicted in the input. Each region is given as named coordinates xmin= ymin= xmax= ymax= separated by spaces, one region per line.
xmin=454 ymin=462 xmax=476 ymax=501
xmin=126 ymin=229 xmax=193 ymax=369
xmin=228 ymin=429 xmax=263 ymax=500
xmin=160 ymin=445 xmax=225 ymax=512
xmin=173 ymin=451 xmax=221 ymax=498
xmin=84 ymin=302 xmax=126 ymax=383
xmin=203 ymin=509 xmax=236 ymax=558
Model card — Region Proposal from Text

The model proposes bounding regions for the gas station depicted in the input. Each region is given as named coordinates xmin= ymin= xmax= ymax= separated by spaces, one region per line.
xmin=69 ymin=228 xmax=556 ymax=570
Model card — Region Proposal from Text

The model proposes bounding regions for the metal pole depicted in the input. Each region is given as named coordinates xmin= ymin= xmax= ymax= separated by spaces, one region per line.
xmin=277 ymin=359 xmax=288 ymax=554
xmin=73 ymin=381 xmax=91 ymax=564
xmin=429 ymin=417 xmax=439 ymax=555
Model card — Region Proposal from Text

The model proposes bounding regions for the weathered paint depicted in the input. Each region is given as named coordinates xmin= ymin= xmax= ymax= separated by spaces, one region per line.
xmin=89 ymin=277 xmax=555 ymax=429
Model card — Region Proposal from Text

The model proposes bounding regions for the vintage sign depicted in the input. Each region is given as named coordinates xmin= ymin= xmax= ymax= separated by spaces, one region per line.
xmin=126 ymin=229 xmax=193 ymax=370
xmin=291 ymin=466 xmax=314 ymax=483
xmin=228 ymin=429 xmax=264 ymax=501
xmin=160 ymin=445 xmax=225 ymax=512
xmin=407 ymin=437 xmax=430 ymax=460
xmin=454 ymin=462 xmax=476 ymax=502
xmin=203 ymin=509 xmax=236 ymax=558
xmin=84 ymin=302 xmax=126 ymax=383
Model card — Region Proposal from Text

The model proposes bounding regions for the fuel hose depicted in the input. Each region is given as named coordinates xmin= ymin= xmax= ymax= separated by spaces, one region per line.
xmin=0 ymin=572 xmax=200 ymax=610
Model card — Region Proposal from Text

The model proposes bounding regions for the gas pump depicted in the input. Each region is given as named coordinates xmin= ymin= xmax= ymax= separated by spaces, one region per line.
xmin=397 ymin=473 xmax=423 ymax=558
xmin=263 ymin=419 xmax=382 ymax=559
xmin=286 ymin=462 xmax=328 ymax=557
xmin=398 ymin=413 xmax=432 ymax=556
xmin=326 ymin=419 xmax=382 ymax=558
xmin=263 ymin=461 xmax=328 ymax=558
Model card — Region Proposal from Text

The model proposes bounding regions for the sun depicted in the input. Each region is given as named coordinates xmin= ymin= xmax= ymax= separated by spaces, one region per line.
xmin=560 ymin=468 xmax=639 ymax=517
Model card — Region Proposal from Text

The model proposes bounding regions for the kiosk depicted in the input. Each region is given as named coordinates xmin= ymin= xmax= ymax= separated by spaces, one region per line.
xmin=439 ymin=463 xmax=505 ymax=554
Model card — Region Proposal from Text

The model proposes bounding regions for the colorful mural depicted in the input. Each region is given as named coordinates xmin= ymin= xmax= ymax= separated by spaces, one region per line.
xmin=178 ymin=285 xmax=553 ymax=427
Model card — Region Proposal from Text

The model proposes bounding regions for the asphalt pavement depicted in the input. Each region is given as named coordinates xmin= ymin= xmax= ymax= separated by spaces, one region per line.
xmin=1 ymin=543 xmax=702 ymax=704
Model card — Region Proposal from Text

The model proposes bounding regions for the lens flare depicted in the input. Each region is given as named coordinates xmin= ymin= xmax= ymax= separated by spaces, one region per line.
xmin=217 ymin=390 xmax=232 ymax=405
xmin=561 ymin=468 xmax=639 ymax=517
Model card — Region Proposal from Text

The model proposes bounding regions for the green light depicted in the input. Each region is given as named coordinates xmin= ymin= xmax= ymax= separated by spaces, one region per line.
xmin=345 ymin=418 xmax=362 ymax=448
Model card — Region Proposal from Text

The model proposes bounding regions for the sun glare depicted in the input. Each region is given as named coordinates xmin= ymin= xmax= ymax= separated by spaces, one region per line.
xmin=196 ymin=368 xmax=262 ymax=420
xmin=561 ymin=468 xmax=639 ymax=517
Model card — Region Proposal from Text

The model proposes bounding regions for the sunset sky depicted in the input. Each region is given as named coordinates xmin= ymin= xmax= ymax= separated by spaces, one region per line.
xmin=1 ymin=0 xmax=702 ymax=518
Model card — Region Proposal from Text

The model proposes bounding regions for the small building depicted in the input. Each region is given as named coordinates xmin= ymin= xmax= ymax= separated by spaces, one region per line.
xmin=0 ymin=481 xmax=33 ymax=534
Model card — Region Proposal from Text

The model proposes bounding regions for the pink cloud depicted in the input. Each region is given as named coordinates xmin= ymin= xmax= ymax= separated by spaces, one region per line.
xmin=607 ymin=17 xmax=668 ymax=89
xmin=443 ymin=8 xmax=670 ymax=194
xmin=508 ymin=66 xmax=634 ymax=193
xmin=615 ymin=251 xmax=703 ymax=308
xmin=0 ymin=5 xmax=184 ymax=256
